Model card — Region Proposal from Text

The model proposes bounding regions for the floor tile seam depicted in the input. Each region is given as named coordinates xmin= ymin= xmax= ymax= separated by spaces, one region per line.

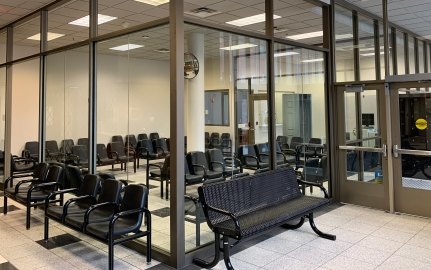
xmin=322 ymin=254 xmax=378 ymax=270
xmin=349 ymin=239 xmax=407 ymax=268
xmin=283 ymin=246 xmax=338 ymax=267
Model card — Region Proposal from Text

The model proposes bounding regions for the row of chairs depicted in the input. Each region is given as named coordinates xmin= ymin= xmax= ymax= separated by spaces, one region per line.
xmin=204 ymin=132 xmax=232 ymax=155
xmin=276 ymin=136 xmax=326 ymax=160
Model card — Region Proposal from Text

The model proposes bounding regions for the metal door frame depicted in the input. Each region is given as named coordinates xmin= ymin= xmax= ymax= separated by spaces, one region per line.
xmin=334 ymin=81 xmax=390 ymax=210
xmin=248 ymin=94 xmax=268 ymax=145
xmin=386 ymin=73 xmax=431 ymax=216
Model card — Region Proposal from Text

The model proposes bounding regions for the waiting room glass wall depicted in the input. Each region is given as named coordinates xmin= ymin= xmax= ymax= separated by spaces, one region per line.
xmin=0 ymin=67 xmax=5 ymax=181
xmin=335 ymin=5 xmax=354 ymax=82
xmin=396 ymin=30 xmax=406 ymax=75
xmin=11 ymin=59 xmax=40 ymax=165
xmin=96 ymin=25 xmax=171 ymax=252
xmin=45 ymin=47 xmax=89 ymax=172
xmin=0 ymin=31 xmax=6 ymax=64
xmin=13 ymin=16 xmax=40 ymax=61
xmin=274 ymin=44 xmax=327 ymax=189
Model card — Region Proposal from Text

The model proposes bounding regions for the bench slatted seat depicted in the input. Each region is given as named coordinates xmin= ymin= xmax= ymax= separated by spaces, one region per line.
xmin=193 ymin=167 xmax=335 ymax=270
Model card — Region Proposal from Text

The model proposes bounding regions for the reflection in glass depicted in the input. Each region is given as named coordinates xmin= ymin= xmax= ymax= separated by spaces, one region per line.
xmin=0 ymin=31 xmax=6 ymax=64
xmin=358 ymin=14 xmax=375 ymax=81
xmin=396 ymin=31 xmax=406 ymax=75
xmin=335 ymin=6 xmax=354 ymax=82
xmin=13 ymin=17 xmax=40 ymax=60
xmin=408 ymin=36 xmax=415 ymax=74
xmin=418 ymin=41 xmax=425 ymax=73
xmin=0 ymin=67 xmax=5 ymax=182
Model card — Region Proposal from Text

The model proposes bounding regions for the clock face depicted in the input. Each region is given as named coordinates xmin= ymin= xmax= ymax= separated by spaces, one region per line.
xmin=184 ymin=52 xmax=199 ymax=79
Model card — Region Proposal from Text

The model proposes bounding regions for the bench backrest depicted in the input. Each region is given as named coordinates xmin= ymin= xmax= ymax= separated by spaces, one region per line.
xmin=198 ymin=167 xmax=301 ymax=222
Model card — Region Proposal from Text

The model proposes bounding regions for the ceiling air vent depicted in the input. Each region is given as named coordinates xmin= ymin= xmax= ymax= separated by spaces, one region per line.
xmin=185 ymin=7 xmax=220 ymax=18
xmin=260 ymin=26 xmax=288 ymax=34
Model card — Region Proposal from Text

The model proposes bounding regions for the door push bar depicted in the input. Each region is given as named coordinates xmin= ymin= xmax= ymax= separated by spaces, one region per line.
xmin=393 ymin=144 xmax=431 ymax=158
xmin=338 ymin=144 xmax=387 ymax=157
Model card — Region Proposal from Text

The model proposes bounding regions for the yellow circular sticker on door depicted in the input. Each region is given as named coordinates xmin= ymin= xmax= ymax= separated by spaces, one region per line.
xmin=416 ymin=118 xmax=427 ymax=130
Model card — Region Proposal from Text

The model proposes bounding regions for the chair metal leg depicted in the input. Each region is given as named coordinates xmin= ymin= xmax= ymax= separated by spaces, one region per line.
xmin=108 ymin=237 xmax=114 ymax=270
xmin=26 ymin=202 xmax=31 ymax=230
xmin=146 ymin=211 xmax=152 ymax=263
xmin=3 ymin=196 xmax=7 ymax=215
xmin=223 ymin=235 xmax=234 ymax=270
xmin=282 ymin=217 xmax=305 ymax=230
xmin=44 ymin=217 xmax=49 ymax=241
xmin=196 ymin=220 xmax=201 ymax=246
xmin=193 ymin=233 xmax=221 ymax=268
xmin=308 ymin=213 xmax=336 ymax=240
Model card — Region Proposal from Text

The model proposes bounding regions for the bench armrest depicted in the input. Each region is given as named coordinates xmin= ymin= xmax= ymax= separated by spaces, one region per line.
xmin=109 ymin=208 xmax=151 ymax=231
xmin=297 ymin=179 xmax=329 ymax=198
xmin=47 ymin=188 xmax=79 ymax=200
xmin=62 ymin=195 xmax=96 ymax=216
xmin=209 ymin=161 xmax=225 ymax=172
xmin=204 ymin=204 xmax=240 ymax=236
xmin=242 ymin=154 xmax=260 ymax=166
xmin=14 ymin=178 xmax=41 ymax=193
xmin=192 ymin=164 xmax=207 ymax=177
xmin=84 ymin=202 xmax=118 ymax=224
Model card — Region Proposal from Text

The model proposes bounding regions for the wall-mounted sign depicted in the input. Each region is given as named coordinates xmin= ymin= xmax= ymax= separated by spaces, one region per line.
xmin=415 ymin=118 xmax=427 ymax=130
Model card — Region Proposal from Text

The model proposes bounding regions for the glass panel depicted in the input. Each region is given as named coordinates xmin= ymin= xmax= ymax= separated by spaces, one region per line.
xmin=335 ymin=5 xmax=354 ymax=82
xmin=0 ymin=67 xmax=5 ymax=182
xmin=399 ymin=89 xmax=431 ymax=188
xmin=13 ymin=16 xmax=40 ymax=60
xmin=428 ymin=44 xmax=431 ymax=73
xmin=184 ymin=24 xmax=267 ymax=252
xmin=358 ymin=15 xmax=375 ymax=81
xmin=45 ymin=46 xmax=89 ymax=172
xmin=98 ymin=0 xmax=169 ymax=36
xmin=379 ymin=23 xmax=393 ymax=78
xmin=418 ymin=41 xmax=425 ymax=73
xmin=11 ymin=59 xmax=39 ymax=162
xmin=47 ymin=0 xmax=89 ymax=50
xmin=396 ymin=31 xmax=405 ymax=75
xmin=97 ymin=25 xmax=170 ymax=252
xmin=0 ymin=31 xmax=6 ymax=64
xmin=408 ymin=36 xmax=415 ymax=74
xmin=205 ymin=90 xmax=229 ymax=126
xmin=274 ymin=0 xmax=323 ymax=46
xmin=346 ymin=89 xmax=382 ymax=183
xmin=274 ymin=43 xmax=327 ymax=196
xmin=184 ymin=0 xmax=266 ymax=35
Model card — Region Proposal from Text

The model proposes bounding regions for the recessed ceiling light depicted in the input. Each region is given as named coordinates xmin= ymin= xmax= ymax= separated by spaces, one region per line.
xmin=220 ymin=44 xmax=258 ymax=51
xmin=335 ymin=34 xmax=353 ymax=40
xmin=109 ymin=44 xmax=144 ymax=51
xmin=302 ymin=58 xmax=324 ymax=63
xmin=69 ymin=14 xmax=117 ymax=27
xmin=287 ymin=31 xmax=323 ymax=40
xmin=226 ymin=13 xmax=281 ymax=27
xmin=360 ymin=52 xmax=384 ymax=57
xmin=154 ymin=48 xmax=170 ymax=53
xmin=142 ymin=35 xmax=150 ymax=39
xmin=27 ymin=32 xmax=65 ymax=41
xmin=274 ymin=51 xmax=299 ymax=57
xmin=134 ymin=0 xmax=169 ymax=6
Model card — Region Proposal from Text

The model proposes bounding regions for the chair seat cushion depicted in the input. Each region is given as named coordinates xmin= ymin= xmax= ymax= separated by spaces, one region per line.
xmin=185 ymin=174 xmax=203 ymax=185
xmin=46 ymin=204 xmax=89 ymax=221
xmin=15 ymin=190 xmax=51 ymax=201
xmin=213 ymin=195 xmax=329 ymax=239
xmin=64 ymin=208 xmax=114 ymax=230
xmin=85 ymin=218 xmax=140 ymax=240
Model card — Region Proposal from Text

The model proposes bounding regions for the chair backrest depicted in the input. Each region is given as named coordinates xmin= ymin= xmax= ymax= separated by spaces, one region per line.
xmin=63 ymin=165 xmax=82 ymax=189
xmin=77 ymin=138 xmax=89 ymax=146
xmin=138 ymin=139 xmax=154 ymax=154
xmin=238 ymin=145 xmax=257 ymax=158
xmin=206 ymin=148 xmax=224 ymax=164
xmin=96 ymin=144 xmax=109 ymax=159
xmin=97 ymin=179 xmax=123 ymax=204
xmin=46 ymin=140 xmax=59 ymax=153
xmin=112 ymin=135 xmax=124 ymax=144
xmin=290 ymin=137 xmax=303 ymax=149
xmin=276 ymin=135 xmax=288 ymax=146
xmin=155 ymin=138 xmax=168 ymax=152
xmin=24 ymin=141 xmax=39 ymax=158
xmin=187 ymin=151 xmax=209 ymax=173
xmin=221 ymin=133 xmax=230 ymax=140
xmin=125 ymin=135 xmax=137 ymax=147
xmin=108 ymin=142 xmax=126 ymax=158
xmin=119 ymin=184 xmax=148 ymax=229
xmin=308 ymin=138 xmax=322 ymax=149
xmin=149 ymin=132 xmax=160 ymax=140
xmin=210 ymin=133 xmax=220 ymax=140
xmin=255 ymin=143 xmax=269 ymax=154
xmin=303 ymin=158 xmax=321 ymax=182
xmin=60 ymin=139 xmax=74 ymax=154
xmin=72 ymin=145 xmax=89 ymax=164
xmin=33 ymin=162 xmax=49 ymax=180
xmin=44 ymin=164 xmax=64 ymax=187
xmin=78 ymin=174 xmax=100 ymax=198
xmin=137 ymin=133 xmax=148 ymax=141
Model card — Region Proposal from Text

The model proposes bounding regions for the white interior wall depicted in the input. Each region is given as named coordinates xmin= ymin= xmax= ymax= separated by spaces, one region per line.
xmin=11 ymin=59 xmax=39 ymax=155
xmin=0 ymin=68 xmax=5 ymax=150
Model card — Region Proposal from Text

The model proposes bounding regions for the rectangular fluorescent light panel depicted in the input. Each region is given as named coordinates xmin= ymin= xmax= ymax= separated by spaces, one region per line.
xmin=274 ymin=51 xmax=299 ymax=57
xmin=226 ymin=13 xmax=281 ymax=27
xmin=302 ymin=58 xmax=324 ymax=63
xmin=335 ymin=34 xmax=353 ymax=40
xmin=27 ymin=32 xmax=65 ymax=41
xmin=360 ymin=52 xmax=385 ymax=57
xmin=69 ymin=14 xmax=117 ymax=27
xmin=287 ymin=31 xmax=323 ymax=40
xmin=220 ymin=44 xmax=258 ymax=51
xmin=109 ymin=44 xmax=143 ymax=51
xmin=134 ymin=0 xmax=169 ymax=5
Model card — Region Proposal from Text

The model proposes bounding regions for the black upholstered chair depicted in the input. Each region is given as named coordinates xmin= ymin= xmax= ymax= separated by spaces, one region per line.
xmin=209 ymin=133 xmax=221 ymax=149
xmin=44 ymin=174 xmax=101 ymax=237
xmin=206 ymin=149 xmax=248 ymax=179
xmin=237 ymin=144 xmax=268 ymax=170
xmin=220 ymin=133 xmax=232 ymax=155
xmin=298 ymin=156 xmax=328 ymax=195
xmin=22 ymin=141 xmax=39 ymax=161
xmin=154 ymin=138 xmax=169 ymax=157
xmin=71 ymin=145 xmax=89 ymax=168
xmin=137 ymin=133 xmax=148 ymax=141
xmin=84 ymin=184 xmax=151 ymax=270
xmin=107 ymin=141 xmax=136 ymax=173
xmin=125 ymin=134 xmax=138 ymax=148
xmin=276 ymin=135 xmax=289 ymax=152
xmin=6 ymin=164 xmax=63 ymax=229
xmin=111 ymin=135 xmax=124 ymax=145
xmin=304 ymin=138 xmax=323 ymax=159
xmin=10 ymin=156 xmax=38 ymax=180
xmin=136 ymin=139 xmax=164 ymax=169
xmin=4 ymin=162 xmax=49 ymax=197
xmin=149 ymin=132 xmax=160 ymax=141
xmin=96 ymin=144 xmax=116 ymax=168
xmin=185 ymin=156 xmax=204 ymax=186
xmin=254 ymin=142 xmax=291 ymax=167
xmin=45 ymin=140 xmax=61 ymax=161
xmin=148 ymin=155 xmax=170 ymax=199
xmin=186 ymin=151 xmax=224 ymax=183
xmin=60 ymin=139 xmax=75 ymax=155
xmin=204 ymin=132 xmax=210 ymax=150
xmin=77 ymin=138 xmax=89 ymax=146
xmin=63 ymin=179 xmax=124 ymax=231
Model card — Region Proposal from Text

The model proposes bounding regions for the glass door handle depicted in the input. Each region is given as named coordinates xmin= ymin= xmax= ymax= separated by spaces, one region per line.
xmin=393 ymin=144 xmax=431 ymax=158
xmin=339 ymin=144 xmax=387 ymax=157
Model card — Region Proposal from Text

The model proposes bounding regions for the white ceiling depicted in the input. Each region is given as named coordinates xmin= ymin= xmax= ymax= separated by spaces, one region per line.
xmin=343 ymin=0 xmax=431 ymax=40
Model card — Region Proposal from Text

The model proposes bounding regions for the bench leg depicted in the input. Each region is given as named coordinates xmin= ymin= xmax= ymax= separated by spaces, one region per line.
xmin=222 ymin=235 xmax=234 ymax=270
xmin=193 ymin=233 xmax=221 ymax=268
xmin=44 ymin=217 xmax=49 ymax=241
xmin=108 ymin=237 xmax=114 ymax=270
xmin=146 ymin=211 xmax=152 ymax=264
xmin=308 ymin=213 xmax=336 ymax=240
xmin=26 ymin=202 xmax=31 ymax=230
xmin=282 ymin=217 xmax=305 ymax=230
xmin=3 ymin=196 xmax=7 ymax=215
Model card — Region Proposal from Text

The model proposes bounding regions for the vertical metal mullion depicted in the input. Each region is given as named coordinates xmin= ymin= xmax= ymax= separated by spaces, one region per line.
xmin=424 ymin=42 xmax=428 ymax=73
xmin=39 ymin=10 xmax=47 ymax=162
xmin=414 ymin=38 xmax=419 ymax=74
xmin=382 ymin=0 xmax=390 ymax=78
xmin=4 ymin=26 xmax=13 ymax=179
xmin=374 ymin=20 xmax=381 ymax=81
xmin=169 ymin=0 xmax=185 ymax=267
xmin=265 ymin=0 xmax=276 ymax=170
xmin=353 ymin=11 xmax=360 ymax=81
xmin=88 ymin=0 xmax=98 ymax=174
xmin=404 ymin=33 xmax=409 ymax=74
xmin=391 ymin=27 xmax=397 ymax=75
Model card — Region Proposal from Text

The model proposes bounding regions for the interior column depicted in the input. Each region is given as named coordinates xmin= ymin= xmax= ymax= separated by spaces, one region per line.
xmin=186 ymin=32 xmax=205 ymax=152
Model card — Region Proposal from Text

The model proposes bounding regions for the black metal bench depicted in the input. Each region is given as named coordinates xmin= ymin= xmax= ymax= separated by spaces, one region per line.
xmin=193 ymin=167 xmax=336 ymax=270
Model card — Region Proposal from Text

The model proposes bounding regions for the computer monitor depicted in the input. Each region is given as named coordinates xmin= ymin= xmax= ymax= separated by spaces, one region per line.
xmin=362 ymin=113 xmax=375 ymax=127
